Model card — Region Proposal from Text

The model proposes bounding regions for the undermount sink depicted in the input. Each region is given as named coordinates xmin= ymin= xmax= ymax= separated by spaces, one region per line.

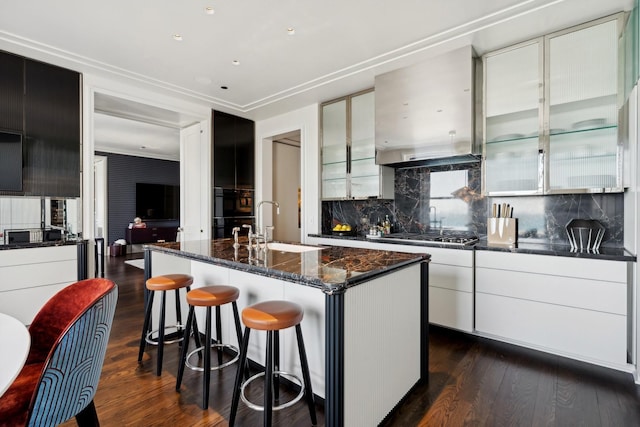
xmin=266 ymin=242 xmax=323 ymax=253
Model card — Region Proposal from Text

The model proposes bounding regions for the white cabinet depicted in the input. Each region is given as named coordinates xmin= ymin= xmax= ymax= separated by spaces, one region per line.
xmin=427 ymin=247 xmax=474 ymax=332
xmin=321 ymin=90 xmax=394 ymax=200
xmin=475 ymin=250 xmax=629 ymax=368
xmin=483 ymin=14 xmax=622 ymax=195
xmin=307 ymin=236 xmax=474 ymax=332
xmin=0 ymin=245 xmax=78 ymax=324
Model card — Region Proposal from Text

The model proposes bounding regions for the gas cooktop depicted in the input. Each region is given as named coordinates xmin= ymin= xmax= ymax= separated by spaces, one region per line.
xmin=371 ymin=232 xmax=479 ymax=247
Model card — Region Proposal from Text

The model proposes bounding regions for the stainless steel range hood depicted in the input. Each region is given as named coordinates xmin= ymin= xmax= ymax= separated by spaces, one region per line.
xmin=375 ymin=45 xmax=481 ymax=167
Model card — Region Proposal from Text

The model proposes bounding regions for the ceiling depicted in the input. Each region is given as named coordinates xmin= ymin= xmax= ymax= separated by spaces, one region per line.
xmin=0 ymin=0 xmax=633 ymax=160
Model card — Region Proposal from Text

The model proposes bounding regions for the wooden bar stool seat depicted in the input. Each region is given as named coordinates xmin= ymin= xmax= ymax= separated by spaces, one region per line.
xmin=176 ymin=285 xmax=244 ymax=410
xmin=229 ymin=300 xmax=317 ymax=427
xmin=137 ymin=273 xmax=195 ymax=376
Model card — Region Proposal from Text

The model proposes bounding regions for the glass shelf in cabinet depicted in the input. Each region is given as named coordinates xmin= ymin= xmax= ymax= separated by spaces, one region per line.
xmin=350 ymin=156 xmax=376 ymax=162
xmin=322 ymin=177 xmax=347 ymax=182
xmin=548 ymin=124 xmax=617 ymax=137
xmin=486 ymin=134 xmax=539 ymax=144
xmin=321 ymin=160 xmax=348 ymax=166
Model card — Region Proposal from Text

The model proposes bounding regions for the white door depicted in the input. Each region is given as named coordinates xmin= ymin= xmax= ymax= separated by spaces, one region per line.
xmin=93 ymin=155 xmax=107 ymax=239
xmin=180 ymin=121 xmax=210 ymax=241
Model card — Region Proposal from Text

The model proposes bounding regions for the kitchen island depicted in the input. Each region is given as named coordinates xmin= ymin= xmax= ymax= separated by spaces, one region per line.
xmin=144 ymin=239 xmax=429 ymax=426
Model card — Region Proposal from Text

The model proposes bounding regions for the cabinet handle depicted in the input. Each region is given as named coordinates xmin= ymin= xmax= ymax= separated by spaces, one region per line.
xmin=346 ymin=144 xmax=351 ymax=174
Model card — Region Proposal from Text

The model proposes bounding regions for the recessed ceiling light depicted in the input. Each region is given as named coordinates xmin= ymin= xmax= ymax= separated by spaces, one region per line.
xmin=205 ymin=7 xmax=215 ymax=15
xmin=232 ymin=60 xmax=240 ymax=66
xmin=287 ymin=27 xmax=296 ymax=35
xmin=173 ymin=34 xmax=183 ymax=41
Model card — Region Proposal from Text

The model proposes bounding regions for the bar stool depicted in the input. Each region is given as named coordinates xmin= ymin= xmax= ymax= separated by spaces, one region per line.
xmin=137 ymin=273 xmax=195 ymax=376
xmin=229 ymin=300 xmax=317 ymax=427
xmin=176 ymin=285 xmax=244 ymax=409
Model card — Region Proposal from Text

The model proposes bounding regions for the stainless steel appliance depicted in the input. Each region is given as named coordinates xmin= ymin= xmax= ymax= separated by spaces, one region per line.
xmin=374 ymin=45 xmax=481 ymax=167
xmin=372 ymin=232 xmax=478 ymax=247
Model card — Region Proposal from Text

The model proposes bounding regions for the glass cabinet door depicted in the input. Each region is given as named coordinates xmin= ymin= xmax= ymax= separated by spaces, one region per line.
xmin=321 ymin=99 xmax=347 ymax=199
xmin=350 ymin=90 xmax=379 ymax=198
xmin=546 ymin=18 xmax=619 ymax=192
xmin=484 ymin=40 xmax=542 ymax=194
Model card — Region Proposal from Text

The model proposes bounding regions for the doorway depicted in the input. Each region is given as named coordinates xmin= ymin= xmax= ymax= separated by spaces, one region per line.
xmin=272 ymin=130 xmax=301 ymax=243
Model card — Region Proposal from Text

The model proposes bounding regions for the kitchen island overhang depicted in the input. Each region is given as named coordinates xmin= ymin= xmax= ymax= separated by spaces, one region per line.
xmin=144 ymin=239 xmax=430 ymax=426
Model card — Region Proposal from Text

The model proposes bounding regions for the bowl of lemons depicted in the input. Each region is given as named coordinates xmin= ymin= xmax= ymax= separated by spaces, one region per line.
xmin=331 ymin=223 xmax=354 ymax=236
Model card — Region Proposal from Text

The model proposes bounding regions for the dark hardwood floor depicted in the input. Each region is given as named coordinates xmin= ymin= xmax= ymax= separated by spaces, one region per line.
xmin=63 ymin=253 xmax=640 ymax=426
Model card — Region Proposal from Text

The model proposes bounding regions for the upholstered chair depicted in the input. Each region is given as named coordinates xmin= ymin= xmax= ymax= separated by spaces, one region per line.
xmin=0 ymin=278 xmax=118 ymax=427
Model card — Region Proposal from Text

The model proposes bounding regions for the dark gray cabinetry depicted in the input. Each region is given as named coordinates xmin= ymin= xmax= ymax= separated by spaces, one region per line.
xmin=212 ymin=110 xmax=254 ymax=189
xmin=0 ymin=51 xmax=24 ymax=133
xmin=24 ymin=59 xmax=81 ymax=197
xmin=0 ymin=52 xmax=81 ymax=197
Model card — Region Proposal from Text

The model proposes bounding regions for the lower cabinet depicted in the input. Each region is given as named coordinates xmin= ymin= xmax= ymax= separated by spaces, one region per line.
xmin=475 ymin=251 xmax=629 ymax=368
xmin=0 ymin=245 xmax=79 ymax=324
xmin=427 ymin=247 xmax=474 ymax=332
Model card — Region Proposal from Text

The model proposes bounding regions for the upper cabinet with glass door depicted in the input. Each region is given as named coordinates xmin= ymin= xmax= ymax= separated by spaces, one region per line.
xmin=546 ymin=17 xmax=620 ymax=193
xmin=484 ymin=40 xmax=542 ymax=195
xmin=321 ymin=99 xmax=348 ymax=199
xmin=483 ymin=14 xmax=622 ymax=195
xmin=321 ymin=90 xmax=394 ymax=200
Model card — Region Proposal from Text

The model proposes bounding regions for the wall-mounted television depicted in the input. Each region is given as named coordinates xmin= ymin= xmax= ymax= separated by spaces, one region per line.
xmin=136 ymin=183 xmax=180 ymax=220
xmin=0 ymin=131 xmax=23 ymax=191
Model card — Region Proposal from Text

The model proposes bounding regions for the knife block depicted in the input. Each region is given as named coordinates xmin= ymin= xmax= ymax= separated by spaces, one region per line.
xmin=487 ymin=218 xmax=518 ymax=246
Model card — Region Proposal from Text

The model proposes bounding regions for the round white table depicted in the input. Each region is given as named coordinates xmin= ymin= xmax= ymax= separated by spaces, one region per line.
xmin=0 ymin=313 xmax=31 ymax=397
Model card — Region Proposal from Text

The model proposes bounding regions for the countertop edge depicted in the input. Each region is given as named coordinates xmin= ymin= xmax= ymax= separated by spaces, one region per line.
xmin=308 ymin=234 xmax=636 ymax=262
xmin=0 ymin=239 xmax=87 ymax=250
xmin=146 ymin=242 xmax=427 ymax=293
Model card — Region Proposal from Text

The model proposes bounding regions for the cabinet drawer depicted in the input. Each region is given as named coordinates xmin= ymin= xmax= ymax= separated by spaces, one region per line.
xmin=476 ymin=267 xmax=626 ymax=315
xmin=431 ymin=263 xmax=473 ymax=293
xmin=475 ymin=250 xmax=627 ymax=283
xmin=476 ymin=292 xmax=626 ymax=366
xmin=429 ymin=287 xmax=473 ymax=332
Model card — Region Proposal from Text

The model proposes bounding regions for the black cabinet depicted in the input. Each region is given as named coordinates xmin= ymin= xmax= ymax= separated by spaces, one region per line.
xmin=24 ymin=59 xmax=81 ymax=197
xmin=213 ymin=110 xmax=254 ymax=189
xmin=0 ymin=51 xmax=24 ymax=133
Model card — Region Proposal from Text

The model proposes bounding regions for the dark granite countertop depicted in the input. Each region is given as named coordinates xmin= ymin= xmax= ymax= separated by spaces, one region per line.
xmin=308 ymin=233 xmax=635 ymax=262
xmin=474 ymin=239 xmax=636 ymax=262
xmin=308 ymin=233 xmax=477 ymax=250
xmin=146 ymin=239 xmax=429 ymax=293
xmin=0 ymin=239 xmax=86 ymax=250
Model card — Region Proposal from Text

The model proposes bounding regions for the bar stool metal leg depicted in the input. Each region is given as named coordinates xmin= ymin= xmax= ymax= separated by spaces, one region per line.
xmin=215 ymin=305 xmax=223 ymax=365
xmin=176 ymin=306 xmax=195 ymax=390
xmin=156 ymin=290 xmax=167 ymax=376
xmin=137 ymin=290 xmax=155 ymax=363
xmin=296 ymin=324 xmax=317 ymax=424
xmin=264 ymin=330 xmax=274 ymax=427
xmin=230 ymin=328 xmax=251 ymax=427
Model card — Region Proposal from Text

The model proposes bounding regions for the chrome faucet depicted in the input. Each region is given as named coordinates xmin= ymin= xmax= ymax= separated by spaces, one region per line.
xmin=242 ymin=224 xmax=255 ymax=247
xmin=256 ymin=200 xmax=280 ymax=244
xmin=429 ymin=206 xmax=441 ymax=230
xmin=231 ymin=226 xmax=240 ymax=247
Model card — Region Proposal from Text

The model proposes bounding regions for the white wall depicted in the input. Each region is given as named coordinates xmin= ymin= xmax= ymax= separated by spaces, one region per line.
xmin=273 ymin=141 xmax=301 ymax=242
xmin=255 ymin=104 xmax=320 ymax=242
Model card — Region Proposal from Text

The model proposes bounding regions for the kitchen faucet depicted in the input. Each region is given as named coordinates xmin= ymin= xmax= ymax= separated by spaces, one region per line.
xmin=256 ymin=200 xmax=280 ymax=244
xmin=429 ymin=206 xmax=442 ymax=231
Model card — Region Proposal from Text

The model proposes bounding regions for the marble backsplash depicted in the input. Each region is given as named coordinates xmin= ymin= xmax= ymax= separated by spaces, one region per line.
xmin=322 ymin=163 xmax=624 ymax=247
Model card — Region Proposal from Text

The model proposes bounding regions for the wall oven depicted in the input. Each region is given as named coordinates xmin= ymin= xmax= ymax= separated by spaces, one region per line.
xmin=213 ymin=187 xmax=255 ymax=238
